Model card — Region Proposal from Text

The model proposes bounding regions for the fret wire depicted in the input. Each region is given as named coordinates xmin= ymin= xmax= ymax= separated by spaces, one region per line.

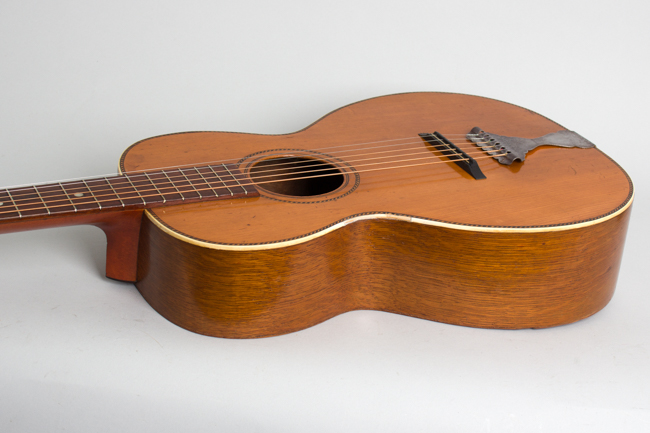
xmin=124 ymin=175 xmax=146 ymax=205
xmin=5 ymin=189 xmax=22 ymax=218
xmin=179 ymin=168 xmax=201 ymax=198
xmin=209 ymin=165 xmax=232 ymax=196
xmin=82 ymin=179 xmax=101 ymax=209
xmin=162 ymin=170 xmax=184 ymax=200
xmin=223 ymin=163 xmax=246 ymax=195
xmin=59 ymin=182 xmax=78 ymax=212
xmin=194 ymin=168 xmax=219 ymax=197
xmin=105 ymin=178 xmax=125 ymax=208
xmin=144 ymin=172 xmax=166 ymax=204
xmin=33 ymin=185 xmax=51 ymax=215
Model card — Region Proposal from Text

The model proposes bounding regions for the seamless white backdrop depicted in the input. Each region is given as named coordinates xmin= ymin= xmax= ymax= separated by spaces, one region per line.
xmin=1 ymin=1 xmax=648 ymax=432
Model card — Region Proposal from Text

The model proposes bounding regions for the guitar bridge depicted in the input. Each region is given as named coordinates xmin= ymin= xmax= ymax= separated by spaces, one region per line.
xmin=419 ymin=132 xmax=486 ymax=180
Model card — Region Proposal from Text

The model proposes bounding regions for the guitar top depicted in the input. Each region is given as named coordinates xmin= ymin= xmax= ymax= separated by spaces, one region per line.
xmin=0 ymin=92 xmax=634 ymax=338
xmin=121 ymin=92 xmax=631 ymax=248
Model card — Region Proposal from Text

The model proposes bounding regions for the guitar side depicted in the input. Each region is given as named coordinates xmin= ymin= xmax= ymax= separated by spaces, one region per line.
xmin=134 ymin=207 xmax=630 ymax=338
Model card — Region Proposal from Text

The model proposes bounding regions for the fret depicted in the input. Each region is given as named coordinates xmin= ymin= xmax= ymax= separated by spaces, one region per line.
xmin=0 ymin=189 xmax=22 ymax=219
xmin=193 ymin=167 xmax=219 ymax=197
xmin=129 ymin=173 xmax=165 ymax=204
xmin=162 ymin=170 xmax=185 ymax=200
xmin=178 ymin=168 xmax=202 ymax=199
xmin=59 ymin=182 xmax=78 ymax=212
xmin=82 ymin=179 xmax=101 ymax=210
xmin=208 ymin=165 xmax=232 ymax=196
xmin=8 ymin=187 xmax=50 ymax=217
xmin=5 ymin=189 xmax=22 ymax=218
xmin=144 ymin=172 xmax=167 ymax=203
xmin=107 ymin=176 xmax=145 ymax=206
xmin=32 ymin=185 xmax=51 ymax=215
xmin=103 ymin=178 xmax=125 ymax=208
xmin=223 ymin=163 xmax=248 ymax=195
xmin=144 ymin=171 xmax=184 ymax=202
xmin=85 ymin=178 xmax=125 ymax=209
xmin=124 ymin=175 xmax=146 ymax=205
xmin=36 ymin=184 xmax=76 ymax=214
xmin=66 ymin=181 xmax=101 ymax=211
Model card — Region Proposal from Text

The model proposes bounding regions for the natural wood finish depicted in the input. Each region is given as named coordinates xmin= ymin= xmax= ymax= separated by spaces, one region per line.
xmin=0 ymin=92 xmax=634 ymax=337
xmin=94 ymin=211 xmax=143 ymax=281
xmin=0 ymin=210 xmax=144 ymax=281
xmin=136 ymin=206 xmax=631 ymax=338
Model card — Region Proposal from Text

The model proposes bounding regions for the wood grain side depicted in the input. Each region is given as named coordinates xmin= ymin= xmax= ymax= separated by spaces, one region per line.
xmin=135 ymin=205 xmax=631 ymax=338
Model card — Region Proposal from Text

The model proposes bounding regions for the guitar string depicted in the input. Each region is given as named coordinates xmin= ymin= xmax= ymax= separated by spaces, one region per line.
xmin=0 ymin=134 xmax=491 ymax=191
xmin=0 ymin=146 xmax=506 ymax=212
xmin=107 ymin=135 xmax=491 ymax=177
xmin=1 ymin=140 xmax=502 ymax=206
xmin=0 ymin=133 xmax=503 ymax=212
xmin=0 ymin=144 xmax=505 ymax=208
xmin=0 ymin=136 xmax=495 ymax=199
xmin=0 ymin=148 xmax=507 ymax=214
xmin=180 ymin=139 xmax=500 ymax=175
xmin=0 ymin=153 xmax=506 ymax=217
xmin=111 ymin=133 xmax=485 ymax=177
xmin=0 ymin=136 xmax=498 ymax=203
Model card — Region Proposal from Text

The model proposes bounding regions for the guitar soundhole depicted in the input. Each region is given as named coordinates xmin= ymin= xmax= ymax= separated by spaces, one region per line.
xmin=250 ymin=156 xmax=344 ymax=197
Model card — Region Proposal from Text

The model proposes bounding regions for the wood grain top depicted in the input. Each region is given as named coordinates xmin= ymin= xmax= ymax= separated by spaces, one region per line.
xmin=120 ymin=92 xmax=633 ymax=246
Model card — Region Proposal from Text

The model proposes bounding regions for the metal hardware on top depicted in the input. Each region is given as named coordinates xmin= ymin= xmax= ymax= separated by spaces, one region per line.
xmin=467 ymin=127 xmax=595 ymax=165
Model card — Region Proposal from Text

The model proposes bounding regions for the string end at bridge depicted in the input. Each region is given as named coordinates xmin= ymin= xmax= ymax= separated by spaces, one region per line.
xmin=419 ymin=132 xmax=487 ymax=180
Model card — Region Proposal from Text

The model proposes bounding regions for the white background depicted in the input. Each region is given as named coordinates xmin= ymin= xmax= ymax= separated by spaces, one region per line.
xmin=1 ymin=1 xmax=649 ymax=431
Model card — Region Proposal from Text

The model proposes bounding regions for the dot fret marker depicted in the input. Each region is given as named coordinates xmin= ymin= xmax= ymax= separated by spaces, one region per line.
xmin=74 ymin=193 xmax=84 ymax=197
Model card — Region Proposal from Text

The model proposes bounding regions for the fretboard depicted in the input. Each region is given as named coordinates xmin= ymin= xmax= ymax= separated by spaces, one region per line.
xmin=0 ymin=163 xmax=259 ymax=222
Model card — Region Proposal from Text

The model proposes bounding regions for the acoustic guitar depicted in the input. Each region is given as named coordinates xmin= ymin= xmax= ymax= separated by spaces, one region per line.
xmin=0 ymin=92 xmax=633 ymax=338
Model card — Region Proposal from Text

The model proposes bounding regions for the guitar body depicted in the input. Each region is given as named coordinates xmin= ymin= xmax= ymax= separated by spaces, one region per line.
xmin=117 ymin=92 xmax=632 ymax=338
